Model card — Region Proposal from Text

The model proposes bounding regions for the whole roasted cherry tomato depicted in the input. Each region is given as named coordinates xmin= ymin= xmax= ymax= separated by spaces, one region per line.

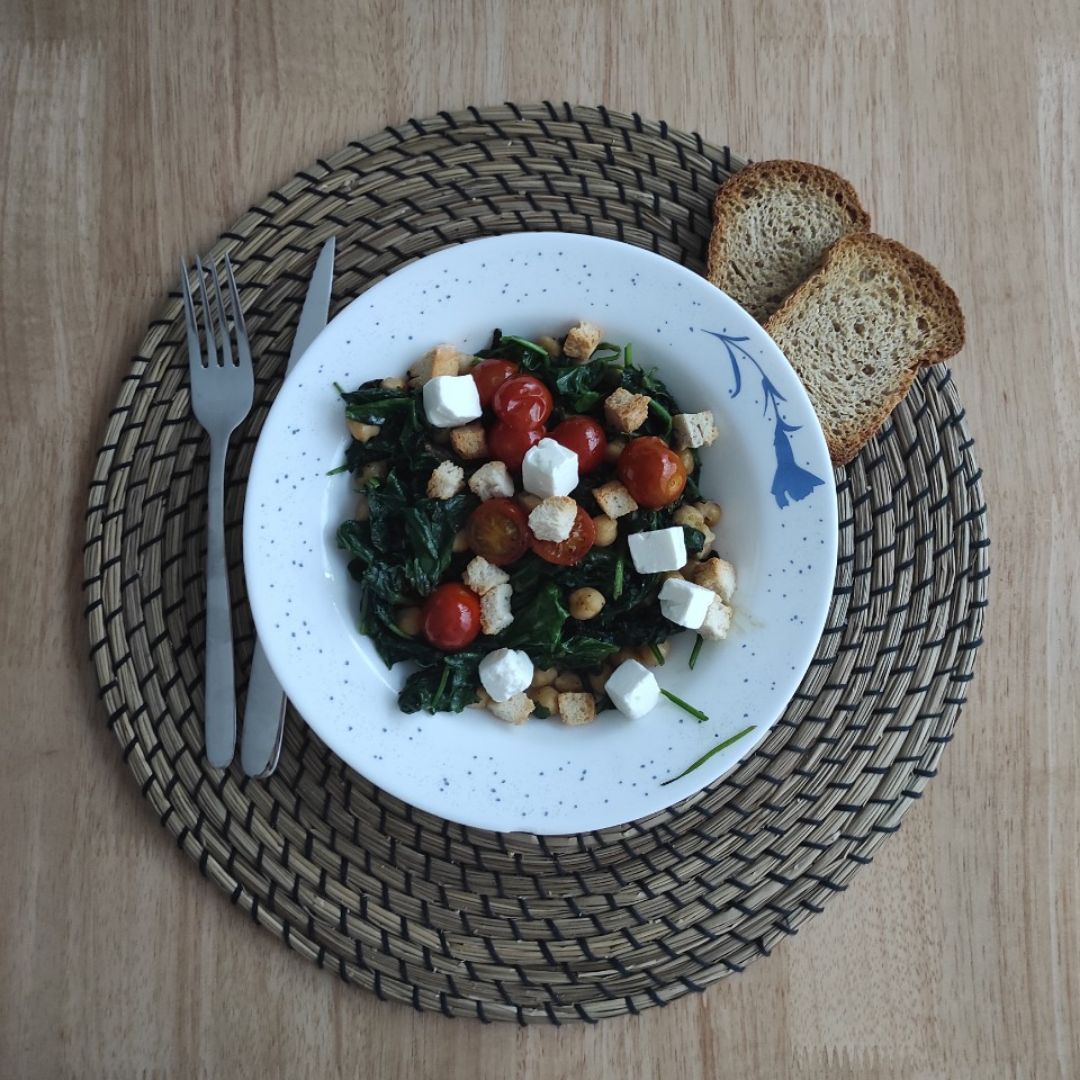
xmin=530 ymin=505 xmax=596 ymax=566
xmin=488 ymin=421 xmax=543 ymax=471
xmin=470 ymin=359 xmax=519 ymax=408
xmin=466 ymin=498 xmax=530 ymax=566
xmin=492 ymin=375 xmax=553 ymax=430
xmin=617 ymin=436 xmax=687 ymax=509
xmin=422 ymin=583 xmax=481 ymax=651
xmin=550 ymin=416 xmax=607 ymax=473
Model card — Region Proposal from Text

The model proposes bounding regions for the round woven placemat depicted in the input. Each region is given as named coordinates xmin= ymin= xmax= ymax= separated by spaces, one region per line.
xmin=84 ymin=103 xmax=989 ymax=1023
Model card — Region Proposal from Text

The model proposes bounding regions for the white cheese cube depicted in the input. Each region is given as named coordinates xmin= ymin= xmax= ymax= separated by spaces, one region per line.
xmin=521 ymin=438 xmax=579 ymax=498
xmin=528 ymin=496 xmax=577 ymax=542
xmin=422 ymin=375 xmax=482 ymax=428
xmin=478 ymin=648 xmax=534 ymax=703
xmin=627 ymin=526 xmax=686 ymax=574
xmin=659 ymin=577 xmax=715 ymax=629
xmin=604 ymin=659 xmax=660 ymax=720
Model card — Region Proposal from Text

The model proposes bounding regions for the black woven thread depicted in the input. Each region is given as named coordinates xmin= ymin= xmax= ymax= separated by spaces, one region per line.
xmin=83 ymin=103 xmax=988 ymax=1023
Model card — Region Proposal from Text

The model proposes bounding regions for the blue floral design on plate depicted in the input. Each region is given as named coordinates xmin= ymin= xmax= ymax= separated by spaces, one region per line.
xmin=702 ymin=329 xmax=826 ymax=509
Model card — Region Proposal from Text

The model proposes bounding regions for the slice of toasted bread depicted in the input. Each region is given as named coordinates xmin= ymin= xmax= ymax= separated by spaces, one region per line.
xmin=766 ymin=233 xmax=965 ymax=465
xmin=707 ymin=160 xmax=871 ymax=322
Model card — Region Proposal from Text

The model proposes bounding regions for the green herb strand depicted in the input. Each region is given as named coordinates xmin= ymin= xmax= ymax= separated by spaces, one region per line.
xmin=688 ymin=634 xmax=704 ymax=670
xmin=429 ymin=664 xmax=451 ymax=713
xmin=649 ymin=642 xmax=666 ymax=666
xmin=326 ymin=463 xmax=349 ymax=476
xmin=499 ymin=334 xmax=550 ymax=357
xmin=648 ymin=398 xmax=673 ymax=434
xmin=660 ymin=725 xmax=756 ymax=786
xmin=660 ymin=689 xmax=708 ymax=722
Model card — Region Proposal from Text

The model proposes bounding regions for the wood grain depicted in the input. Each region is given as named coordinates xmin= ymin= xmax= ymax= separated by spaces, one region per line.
xmin=1 ymin=0 xmax=1077 ymax=1076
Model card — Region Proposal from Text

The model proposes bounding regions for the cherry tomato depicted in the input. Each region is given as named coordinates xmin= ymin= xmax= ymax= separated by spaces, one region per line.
xmin=471 ymin=359 xmax=519 ymax=408
xmin=617 ymin=436 xmax=687 ymax=509
xmin=466 ymin=498 xmax=530 ymax=566
xmin=488 ymin=421 xmax=543 ymax=471
xmin=550 ymin=416 xmax=607 ymax=473
xmin=492 ymin=375 xmax=553 ymax=430
xmin=530 ymin=505 xmax=596 ymax=566
xmin=422 ymin=583 xmax=481 ymax=651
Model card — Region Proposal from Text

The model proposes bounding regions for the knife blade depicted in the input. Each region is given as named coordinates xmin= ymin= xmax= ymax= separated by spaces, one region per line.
xmin=241 ymin=237 xmax=335 ymax=778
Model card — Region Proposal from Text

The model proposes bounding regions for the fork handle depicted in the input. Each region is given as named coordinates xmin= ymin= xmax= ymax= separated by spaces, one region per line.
xmin=204 ymin=438 xmax=237 ymax=768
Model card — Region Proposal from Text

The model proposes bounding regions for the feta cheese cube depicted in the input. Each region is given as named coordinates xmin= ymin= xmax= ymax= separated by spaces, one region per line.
xmin=604 ymin=659 xmax=660 ymax=720
xmin=422 ymin=375 xmax=482 ymax=428
xmin=521 ymin=437 xmax=579 ymax=498
xmin=528 ymin=496 xmax=577 ymax=542
xmin=478 ymin=648 xmax=534 ymax=703
xmin=659 ymin=577 xmax=715 ymax=629
xmin=672 ymin=410 xmax=718 ymax=450
xmin=627 ymin=526 xmax=686 ymax=574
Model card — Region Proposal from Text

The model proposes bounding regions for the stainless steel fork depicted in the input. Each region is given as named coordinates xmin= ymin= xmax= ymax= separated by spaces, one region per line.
xmin=180 ymin=255 xmax=254 ymax=768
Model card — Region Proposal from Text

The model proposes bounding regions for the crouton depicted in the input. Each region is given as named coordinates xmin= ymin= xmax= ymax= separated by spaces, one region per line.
xmin=489 ymin=691 xmax=535 ymax=725
xmin=408 ymin=344 xmax=464 ymax=386
xmin=558 ymin=692 xmax=597 ymax=726
xmin=463 ymin=556 xmax=510 ymax=597
xmin=593 ymin=480 xmax=638 ymax=519
xmin=689 ymin=557 xmax=736 ymax=602
xmin=699 ymin=596 xmax=732 ymax=641
xmin=480 ymin=583 xmax=514 ymax=634
xmin=603 ymin=387 xmax=650 ymax=432
xmin=672 ymin=410 xmax=718 ymax=450
xmin=528 ymin=496 xmax=577 ymax=542
xmin=468 ymin=460 xmax=514 ymax=501
xmin=449 ymin=422 xmax=488 ymax=461
xmin=563 ymin=321 xmax=602 ymax=360
xmin=426 ymin=461 xmax=465 ymax=500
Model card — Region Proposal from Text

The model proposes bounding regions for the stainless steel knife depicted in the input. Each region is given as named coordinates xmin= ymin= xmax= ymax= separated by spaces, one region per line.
xmin=241 ymin=237 xmax=335 ymax=778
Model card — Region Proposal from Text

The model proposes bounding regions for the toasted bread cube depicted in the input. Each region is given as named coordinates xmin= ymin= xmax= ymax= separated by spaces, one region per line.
xmin=699 ymin=596 xmax=732 ymax=641
xmin=558 ymin=692 xmax=597 ymax=726
xmin=528 ymin=496 xmax=577 ymax=542
xmin=604 ymin=387 xmax=650 ymax=432
xmin=426 ymin=461 xmax=465 ymax=500
xmin=593 ymin=480 xmax=638 ymax=519
xmin=463 ymin=556 xmax=510 ymax=597
xmin=449 ymin=422 xmax=488 ymax=461
xmin=468 ymin=460 xmax=514 ymax=501
xmin=689 ymin=557 xmax=736 ymax=602
xmin=408 ymin=344 xmax=465 ymax=387
xmin=562 ymin=321 xmax=602 ymax=360
xmin=672 ymin=410 xmax=718 ymax=450
xmin=480 ymin=583 xmax=514 ymax=634
xmin=488 ymin=691 xmax=535 ymax=725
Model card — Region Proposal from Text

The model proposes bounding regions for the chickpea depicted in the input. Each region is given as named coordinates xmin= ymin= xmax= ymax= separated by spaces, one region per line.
xmin=353 ymin=494 xmax=371 ymax=522
xmin=347 ymin=418 xmax=381 ymax=443
xmin=381 ymin=376 xmax=407 ymax=390
xmin=469 ymin=687 xmax=492 ymax=709
xmin=592 ymin=515 xmax=618 ymax=547
xmin=587 ymin=665 xmax=613 ymax=695
xmin=636 ymin=641 xmax=671 ymax=668
xmin=613 ymin=647 xmax=637 ymax=665
xmin=553 ymin=671 xmax=584 ymax=692
xmin=679 ymin=448 xmax=696 ymax=474
xmin=452 ymin=529 xmax=470 ymax=554
xmin=697 ymin=500 xmax=723 ymax=527
xmin=395 ymin=606 xmax=423 ymax=637
xmin=569 ymin=587 xmax=605 ymax=621
xmin=661 ymin=569 xmax=683 ymax=582
xmin=673 ymin=505 xmax=706 ymax=531
xmin=530 ymin=666 xmax=558 ymax=689
xmin=536 ymin=335 xmax=561 ymax=358
xmin=604 ymin=437 xmax=626 ymax=464
xmin=528 ymin=685 xmax=560 ymax=714
xmin=430 ymin=428 xmax=451 ymax=446
xmin=517 ymin=492 xmax=542 ymax=512
xmin=357 ymin=461 xmax=388 ymax=487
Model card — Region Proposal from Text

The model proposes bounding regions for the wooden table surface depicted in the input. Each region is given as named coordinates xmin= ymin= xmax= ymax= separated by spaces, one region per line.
xmin=2 ymin=1 xmax=1077 ymax=1077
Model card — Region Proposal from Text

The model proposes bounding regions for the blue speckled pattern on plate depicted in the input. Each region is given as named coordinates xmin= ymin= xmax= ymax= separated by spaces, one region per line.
xmin=244 ymin=233 xmax=837 ymax=833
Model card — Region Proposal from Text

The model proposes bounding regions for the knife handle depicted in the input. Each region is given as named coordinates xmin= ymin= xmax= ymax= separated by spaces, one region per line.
xmin=241 ymin=639 xmax=287 ymax=777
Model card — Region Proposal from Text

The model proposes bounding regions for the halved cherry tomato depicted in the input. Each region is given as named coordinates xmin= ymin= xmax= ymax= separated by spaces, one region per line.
xmin=488 ymin=421 xmax=543 ymax=471
xmin=422 ymin=583 xmax=481 ymax=651
xmin=466 ymin=498 xmax=530 ymax=566
xmin=530 ymin=505 xmax=596 ymax=566
xmin=492 ymin=375 xmax=553 ymax=430
xmin=471 ymin=359 xmax=518 ymax=408
xmin=617 ymin=436 xmax=687 ymax=509
xmin=550 ymin=416 xmax=607 ymax=473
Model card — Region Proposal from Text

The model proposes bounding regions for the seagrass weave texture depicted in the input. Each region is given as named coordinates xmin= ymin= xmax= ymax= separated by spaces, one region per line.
xmin=83 ymin=104 xmax=989 ymax=1023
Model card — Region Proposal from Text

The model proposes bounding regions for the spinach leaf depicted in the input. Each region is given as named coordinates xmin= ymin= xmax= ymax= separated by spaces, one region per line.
xmin=552 ymin=359 xmax=617 ymax=413
xmin=398 ymin=650 xmax=483 ymax=714
xmin=620 ymin=363 xmax=681 ymax=437
xmin=498 ymin=581 xmax=568 ymax=665
xmin=342 ymin=385 xmax=418 ymax=425
xmin=683 ymin=525 xmax=706 ymax=555
xmin=553 ymin=634 xmax=620 ymax=666
xmin=337 ymin=519 xmax=377 ymax=565
xmin=402 ymin=493 xmax=473 ymax=597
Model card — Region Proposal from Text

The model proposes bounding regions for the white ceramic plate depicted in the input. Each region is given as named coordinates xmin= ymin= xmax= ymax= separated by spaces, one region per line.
xmin=244 ymin=234 xmax=837 ymax=834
